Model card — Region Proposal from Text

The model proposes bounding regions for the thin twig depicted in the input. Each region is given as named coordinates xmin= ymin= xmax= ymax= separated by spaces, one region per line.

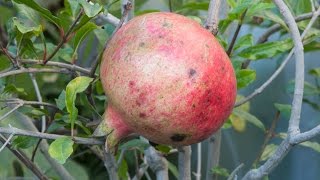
xmin=253 ymin=111 xmax=281 ymax=167
xmin=20 ymin=59 xmax=92 ymax=76
xmin=0 ymin=135 xmax=49 ymax=180
xmin=242 ymin=0 xmax=305 ymax=178
xmin=168 ymin=0 xmax=173 ymax=12
xmin=132 ymin=163 xmax=149 ymax=180
xmin=226 ymin=9 xmax=248 ymax=56
xmin=89 ymin=0 xmax=132 ymax=77
xmin=0 ymin=103 xmax=23 ymax=121
xmin=194 ymin=143 xmax=202 ymax=180
xmin=205 ymin=130 xmax=221 ymax=180
xmin=15 ymin=109 xmax=74 ymax=179
xmin=205 ymin=0 xmax=222 ymax=35
xmin=104 ymin=143 xmax=119 ymax=180
xmin=29 ymin=73 xmax=46 ymax=132
xmin=0 ymin=133 xmax=14 ymax=152
xmin=94 ymin=13 xmax=120 ymax=26
xmin=44 ymin=9 xmax=84 ymax=64
xmin=178 ymin=146 xmax=191 ymax=180
xmin=0 ymin=68 xmax=70 ymax=79
xmin=0 ymin=126 xmax=104 ymax=145
xmin=4 ymin=98 xmax=60 ymax=110
xmin=227 ymin=163 xmax=244 ymax=180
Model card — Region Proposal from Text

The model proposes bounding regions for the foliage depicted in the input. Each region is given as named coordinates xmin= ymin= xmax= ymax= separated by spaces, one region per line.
xmin=0 ymin=0 xmax=319 ymax=179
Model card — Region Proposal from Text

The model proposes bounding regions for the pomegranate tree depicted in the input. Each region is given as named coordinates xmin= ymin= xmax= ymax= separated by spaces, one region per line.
xmin=99 ymin=12 xmax=236 ymax=149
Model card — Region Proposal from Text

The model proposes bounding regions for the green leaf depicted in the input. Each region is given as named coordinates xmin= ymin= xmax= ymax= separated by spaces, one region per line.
xmin=309 ymin=68 xmax=320 ymax=77
xmin=4 ymin=84 xmax=27 ymax=97
xmin=65 ymin=0 xmax=81 ymax=17
xmin=211 ymin=166 xmax=230 ymax=177
xmin=247 ymin=3 xmax=275 ymax=17
xmin=176 ymin=2 xmax=209 ymax=12
xmin=65 ymin=76 xmax=93 ymax=134
xmin=226 ymin=0 xmax=237 ymax=8
xmin=236 ymin=69 xmax=256 ymax=89
xmin=287 ymin=81 xmax=320 ymax=97
xmin=228 ymin=0 xmax=252 ymax=20
xmin=155 ymin=145 xmax=171 ymax=154
xmin=12 ymin=17 xmax=42 ymax=35
xmin=274 ymin=103 xmax=291 ymax=119
xmin=300 ymin=141 xmax=320 ymax=153
xmin=260 ymin=144 xmax=277 ymax=161
xmin=55 ymin=90 xmax=66 ymax=111
xmin=233 ymin=34 xmax=253 ymax=51
xmin=117 ymin=156 xmax=128 ymax=179
xmin=302 ymin=28 xmax=320 ymax=45
xmin=238 ymin=39 xmax=293 ymax=60
xmin=12 ymin=136 xmax=38 ymax=149
xmin=232 ymin=108 xmax=265 ymax=131
xmin=73 ymin=22 xmax=97 ymax=57
xmin=79 ymin=0 xmax=103 ymax=18
xmin=18 ymin=106 xmax=47 ymax=118
xmin=167 ymin=161 xmax=179 ymax=179
xmin=119 ymin=139 xmax=150 ymax=152
xmin=255 ymin=10 xmax=288 ymax=30
xmin=48 ymin=137 xmax=74 ymax=164
xmin=13 ymin=0 xmax=61 ymax=26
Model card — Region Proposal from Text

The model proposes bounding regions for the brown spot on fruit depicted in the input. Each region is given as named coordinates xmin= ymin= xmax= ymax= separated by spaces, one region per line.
xmin=139 ymin=42 xmax=145 ymax=47
xmin=170 ymin=134 xmax=187 ymax=142
xmin=139 ymin=112 xmax=146 ymax=118
xmin=188 ymin=68 xmax=197 ymax=78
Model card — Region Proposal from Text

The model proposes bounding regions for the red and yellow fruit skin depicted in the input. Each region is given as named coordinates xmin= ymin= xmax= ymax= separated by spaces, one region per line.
xmin=100 ymin=12 xmax=237 ymax=147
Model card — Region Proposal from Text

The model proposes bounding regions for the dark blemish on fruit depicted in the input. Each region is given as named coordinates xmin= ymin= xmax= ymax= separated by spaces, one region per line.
xmin=139 ymin=112 xmax=146 ymax=118
xmin=162 ymin=21 xmax=172 ymax=28
xmin=129 ymin=81 xmax=135 ymax=87
xmin=139 ymin=42 xmax=145 ymax=47
xmin=189 ymin=68 xmax=197 ymax=78
xmin=158 ymin=35 xmax=163 ymax=38
xmin=192 ymin=104 xmax=196 ymax=108
xmin=205 ymin=44 xmax=209 ymax=48
xmin=170 ymin=134 xmax=187 ymax=142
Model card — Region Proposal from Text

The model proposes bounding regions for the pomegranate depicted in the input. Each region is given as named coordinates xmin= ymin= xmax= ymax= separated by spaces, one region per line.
xmin=99 ymin=12 xmax=236 ymax=149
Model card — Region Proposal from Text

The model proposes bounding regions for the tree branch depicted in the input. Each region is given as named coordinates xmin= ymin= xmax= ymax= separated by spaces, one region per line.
xmin=0 ymin=68 xmax=71 ymax=79
xmin=20 ymin=59 xmax=92 ymax=76
xmin=0 ymin=135 xmax=49 ymax=180
xmin=44 ymin=9 xmax=84 ymax=63
xmin=242 ymin=0 xmax=305 ymax=178
xmin=205 ymin=0 xmax=222 ymax=35
xmin=0 ymin=126 xmax=104 ymax=145
xmin=178 ymin=146 xmax=192 ymax=180
xmin=144 ymin=146 xmax=168 ymax=180
xmin=227 ymin=163 xmax=244 ymax=180
xmin=94 ymin=13 xmax=120 ymax=26
xmin=29 ymin=73 xmax=46 ymax=132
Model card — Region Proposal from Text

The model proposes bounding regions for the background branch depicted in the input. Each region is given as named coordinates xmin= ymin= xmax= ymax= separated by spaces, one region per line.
xmin=205 ymin=0 xmax=222 ymax=35
xmin=242 ymin=0 xmax=305 ymax=178
xmin=0 ymin=126 xmax=104 ymax=145
xmin=0 ymin=135 xmax=49 ymax=180
xmin=0 ymin=68 xmax=71 ymax=79
xmin=178 ymin=146 xmax=192 ymax=180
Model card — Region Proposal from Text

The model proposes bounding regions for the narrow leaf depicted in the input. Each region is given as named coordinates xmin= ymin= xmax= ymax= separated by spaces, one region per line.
xmin=236 ymin=69 xmax=256 ymax=89
xmin=274 ymin=103 xmax=291 ymax=118
xmin=233 ymin=34 xmax=253 ymax=51
xmin=79 ymin=0 xmax=103 ymax=18
xmin=55 ymin=90 xmax=66 ymax=110
xmin=232 ymin=108 xmax=265 ymax=131
xmin=238 ymin=39 xmax=293 ymax=60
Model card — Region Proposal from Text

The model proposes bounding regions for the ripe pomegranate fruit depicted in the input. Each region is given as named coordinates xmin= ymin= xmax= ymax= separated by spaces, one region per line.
xmin=99 ymin=12 xmax=236 ymax=149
